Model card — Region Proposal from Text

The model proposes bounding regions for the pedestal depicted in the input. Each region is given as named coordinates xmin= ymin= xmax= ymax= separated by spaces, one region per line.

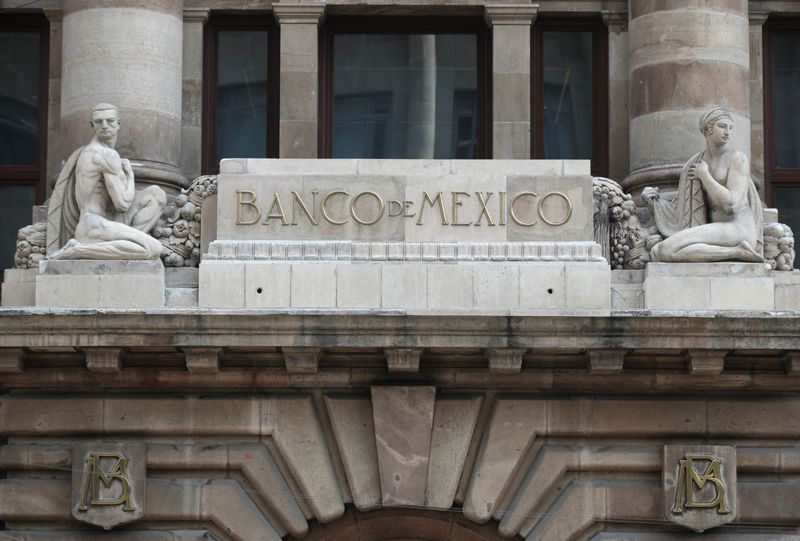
xmin=644 ymin=262 xmax=777 ymax=311
xmin=1 ymin=269 xmax=38 ymax=307
xmin=36 ymin=260 xmax=165 ymax=308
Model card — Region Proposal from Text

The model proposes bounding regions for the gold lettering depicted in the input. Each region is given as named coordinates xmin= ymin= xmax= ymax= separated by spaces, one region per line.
xmin=78 ymin=452 xmax=135 ymax=513
xmin=451 ymin=192 xmax=472 ymax=226
xmin=475 ymin=192 xmax=495 ymax=226
xmin=673 ymin=454 xmax=729 ymax=514
xmin=402 ymin=201 xmax=415 ymax=218
xmin=350 ymin=191 xmax=385 ymax=225
xmin=263 ymin=193 xmax=289 ymax=225
xmin=236 ymin=190 xmax=261 ymax=225
xmin=322 ymin=190 xmax=350 ymax=225
xmin=499 ymin=192 xmax=507 ymax=226
xmin=387 ymin=200 xmax=403 ymax=217
xmin=291 ymin=191 xmax=318 ymax=226
xmin=510 ymin=192 xmax=538 ymax=226
xmin=416 ymin=191 xmax=448 ymax=225
xmin=537 ymin=192 xmax=573 ymax=226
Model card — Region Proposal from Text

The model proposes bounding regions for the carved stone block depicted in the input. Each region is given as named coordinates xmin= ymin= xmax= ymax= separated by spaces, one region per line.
xmin=72 ymin=441 xmax=145 ymax=530
xmin=663 ymin=445 xmax=736 ymax=533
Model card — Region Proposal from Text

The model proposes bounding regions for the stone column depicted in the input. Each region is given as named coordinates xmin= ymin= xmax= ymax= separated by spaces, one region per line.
xmin=61 ymin=0 xmax=186 ymax=194
xmin=273 ymin=3 xmax=325 ymax=158
xmin=406 ymin=34 xmax=437 ymax=159
xmin=484 ymin=4 xmax=537 ymax=159
xmin=749 ymin=8 xmax=770 ymax=197
xmin=624 ymin=0 xmax=750 ymax=195
xmin=181 ymin=7 xmax=209 ymax=180
xmin=602 ymin=10 xmax=629 ymax=182
xmin=43 ymin=9 xmax=63 ymax=196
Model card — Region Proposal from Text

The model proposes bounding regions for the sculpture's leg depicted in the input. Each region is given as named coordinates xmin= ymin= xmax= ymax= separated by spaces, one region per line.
xmin=667 ymin=241 xmax=763 ymax=263
xmin=50 ymin=239 xmax=158 ymax=260
xmin=127 ymin=186 xmax=167 ymax=233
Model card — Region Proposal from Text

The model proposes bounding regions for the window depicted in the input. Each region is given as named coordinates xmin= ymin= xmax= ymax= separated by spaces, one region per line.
xmin=0 ymin=14 xmax=47 ymax=274
xmin=203 ymin=14 xmax=279 ymax=173
xmin=765 ymin=19 xmax=800 ymax=265
xmin=532 ymin=18 xmax=608 ymax=176
xmin=322 ymin=17 xmax=489 ymax=159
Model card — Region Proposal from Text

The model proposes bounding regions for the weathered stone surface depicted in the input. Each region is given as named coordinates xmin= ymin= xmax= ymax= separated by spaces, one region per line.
xmin=663 ymin=445 xmax=736 ymax=532
xmin=1 ymin=269 xmax=37 ymax=307
xmin=426 ymin=394 xmax=483 ymax=509
xmin=385 ymin=348 xmax=422 ymax=372
xmin=371 ymin=386 xmax=436 ymax=507
xmin=83 ymin=347 xmax=124 ymax=372
xmin=324 ymin=394 xmax=381 ymax=510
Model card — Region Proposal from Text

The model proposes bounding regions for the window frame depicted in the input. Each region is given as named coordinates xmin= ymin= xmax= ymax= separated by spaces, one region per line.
xmin=320 ymin=16 xmax=492 ymax=159
xmin=531 ymin=16 xmax=608 ymax=177
xmin=202 ymin=12 xmax=280 ymax=174
xmin=0 ymin=13 xmax=49 ymax=203
xmin=763 ymin=17 xmax=800 ymax=208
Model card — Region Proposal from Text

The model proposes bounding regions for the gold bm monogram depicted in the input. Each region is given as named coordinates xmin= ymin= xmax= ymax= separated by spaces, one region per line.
xmin=78 ymin=452 xmax=135 ymax=512
xmin=672 ymin=453 xmax=729 ymax=514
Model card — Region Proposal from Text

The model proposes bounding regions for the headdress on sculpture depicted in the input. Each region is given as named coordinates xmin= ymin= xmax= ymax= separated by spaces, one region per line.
xmin=698 ymin=106 xmax=732 ymax=135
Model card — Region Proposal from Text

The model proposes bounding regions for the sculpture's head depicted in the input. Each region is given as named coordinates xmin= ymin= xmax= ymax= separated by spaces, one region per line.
xmin=699 ymin=106 xmax=733 ymax=147
xmin=89 ymin=103 xmax=120 ymax=146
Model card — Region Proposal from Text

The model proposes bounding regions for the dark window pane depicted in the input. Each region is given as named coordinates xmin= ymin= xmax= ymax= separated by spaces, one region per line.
xmin=0 ymin=32 xmax=40 ymax=166
xmin=216 ymin=30 xmax=268 ymax=162
xmin=0 ymin=185 xmax=35 ymax=273
xmin=333 ymin=34 xmax=478 ymax=159
xmin=774 ymin=187 xmax=800 ymax=267
xmin=542 ymin=31 xmax=592 ymax=160
xmin=771 ymin=33 xmax=800 ymax=169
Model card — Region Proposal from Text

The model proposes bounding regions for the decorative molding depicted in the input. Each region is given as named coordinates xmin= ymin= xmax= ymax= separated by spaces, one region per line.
xmin=183 ymin=347 xmax=221 ymax=373
xmin=272 ymin=3 xmax=326 ymax=25
xmin=601 ymin=10 xmax=628 ymax=32
xmin=83 ymin=347 xmax=124 ymax=372
xmin=487 ymin=348 xmax=526 ymax=373
xmin=687 ymin=350 xmax=726 ymax=375
xmin=385 ymin=349 xmax=422 ymax=373
xmin=0 ymin=349 xmax=23 ymax=373
xmin=749 ymin=9 xmax=771 ymax=27
xmin=206 ymin=240 xmax=606 ymax=263
xmin=183 ymin=7 xmax=210 ymax=24
xmin=283 ymin=347 xmax=321 ymax=373
xmin=587 ymin=349 xmax=626 ymax=374
xmin=484 ymin=4 xmax=538 ymax=26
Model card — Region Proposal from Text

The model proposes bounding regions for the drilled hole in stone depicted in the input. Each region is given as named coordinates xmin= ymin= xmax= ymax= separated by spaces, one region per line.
xmin=257 ymin=287 xmax=263 ymax=294
xmin=547 ymin=288 xmax=553 ymax=294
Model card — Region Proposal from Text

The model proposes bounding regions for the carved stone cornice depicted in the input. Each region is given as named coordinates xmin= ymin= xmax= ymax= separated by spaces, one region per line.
xmin=272 ymin=3 xmax=326 ymax=25
xmin=183 ymin=7 xmax=210 ymax=24
xmin=601 ymin=10 xmax=628 ymax=32
xmin=749 ymin=9 xmax=771 ymax=27
xmin=484 ymin=4 xmax=538 ymax=26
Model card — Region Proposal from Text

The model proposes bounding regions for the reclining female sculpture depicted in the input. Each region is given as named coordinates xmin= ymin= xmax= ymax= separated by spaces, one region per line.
xmin=643 ymin=107 xmax=763 ymax=263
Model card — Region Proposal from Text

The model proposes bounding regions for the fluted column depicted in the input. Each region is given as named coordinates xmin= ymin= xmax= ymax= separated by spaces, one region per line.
xmin=485 ymin=4 xmax=537 ymax=159
xmin=61 ymin=0 xmax=186 ymax=193
xmin=624 ymin=0 xmax=750 ymax=195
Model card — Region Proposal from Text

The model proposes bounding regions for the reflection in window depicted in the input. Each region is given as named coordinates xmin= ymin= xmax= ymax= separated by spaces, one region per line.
xmin=541 ymin=31 xmax=593 ymax=161
xmin=216 ymin=30 xmax=269 ymax=162
xmin=332 ymin=33 xmax=478 ymax=159
xmin=771 ymin=34 xmax=800 ymax=169
xmin=0 ymin=31 xmax=40 ymax=166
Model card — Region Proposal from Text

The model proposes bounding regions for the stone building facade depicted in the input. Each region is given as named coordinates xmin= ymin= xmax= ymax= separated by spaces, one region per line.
xmin=1 ymin=0 xmax=800 ymax=540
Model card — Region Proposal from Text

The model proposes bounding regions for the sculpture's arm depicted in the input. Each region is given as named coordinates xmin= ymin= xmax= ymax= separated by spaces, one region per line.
xmin=695 ymin=155 xmax=748 ymax=215
xmin=94 ymin=149 xmax=135 ymax=212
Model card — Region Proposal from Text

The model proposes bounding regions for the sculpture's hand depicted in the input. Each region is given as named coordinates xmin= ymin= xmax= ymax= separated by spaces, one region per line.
xmin=642 ymin=186 xmax=660 ymax=202
xmin=693 ymin=160 xmax=710 ymax=183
